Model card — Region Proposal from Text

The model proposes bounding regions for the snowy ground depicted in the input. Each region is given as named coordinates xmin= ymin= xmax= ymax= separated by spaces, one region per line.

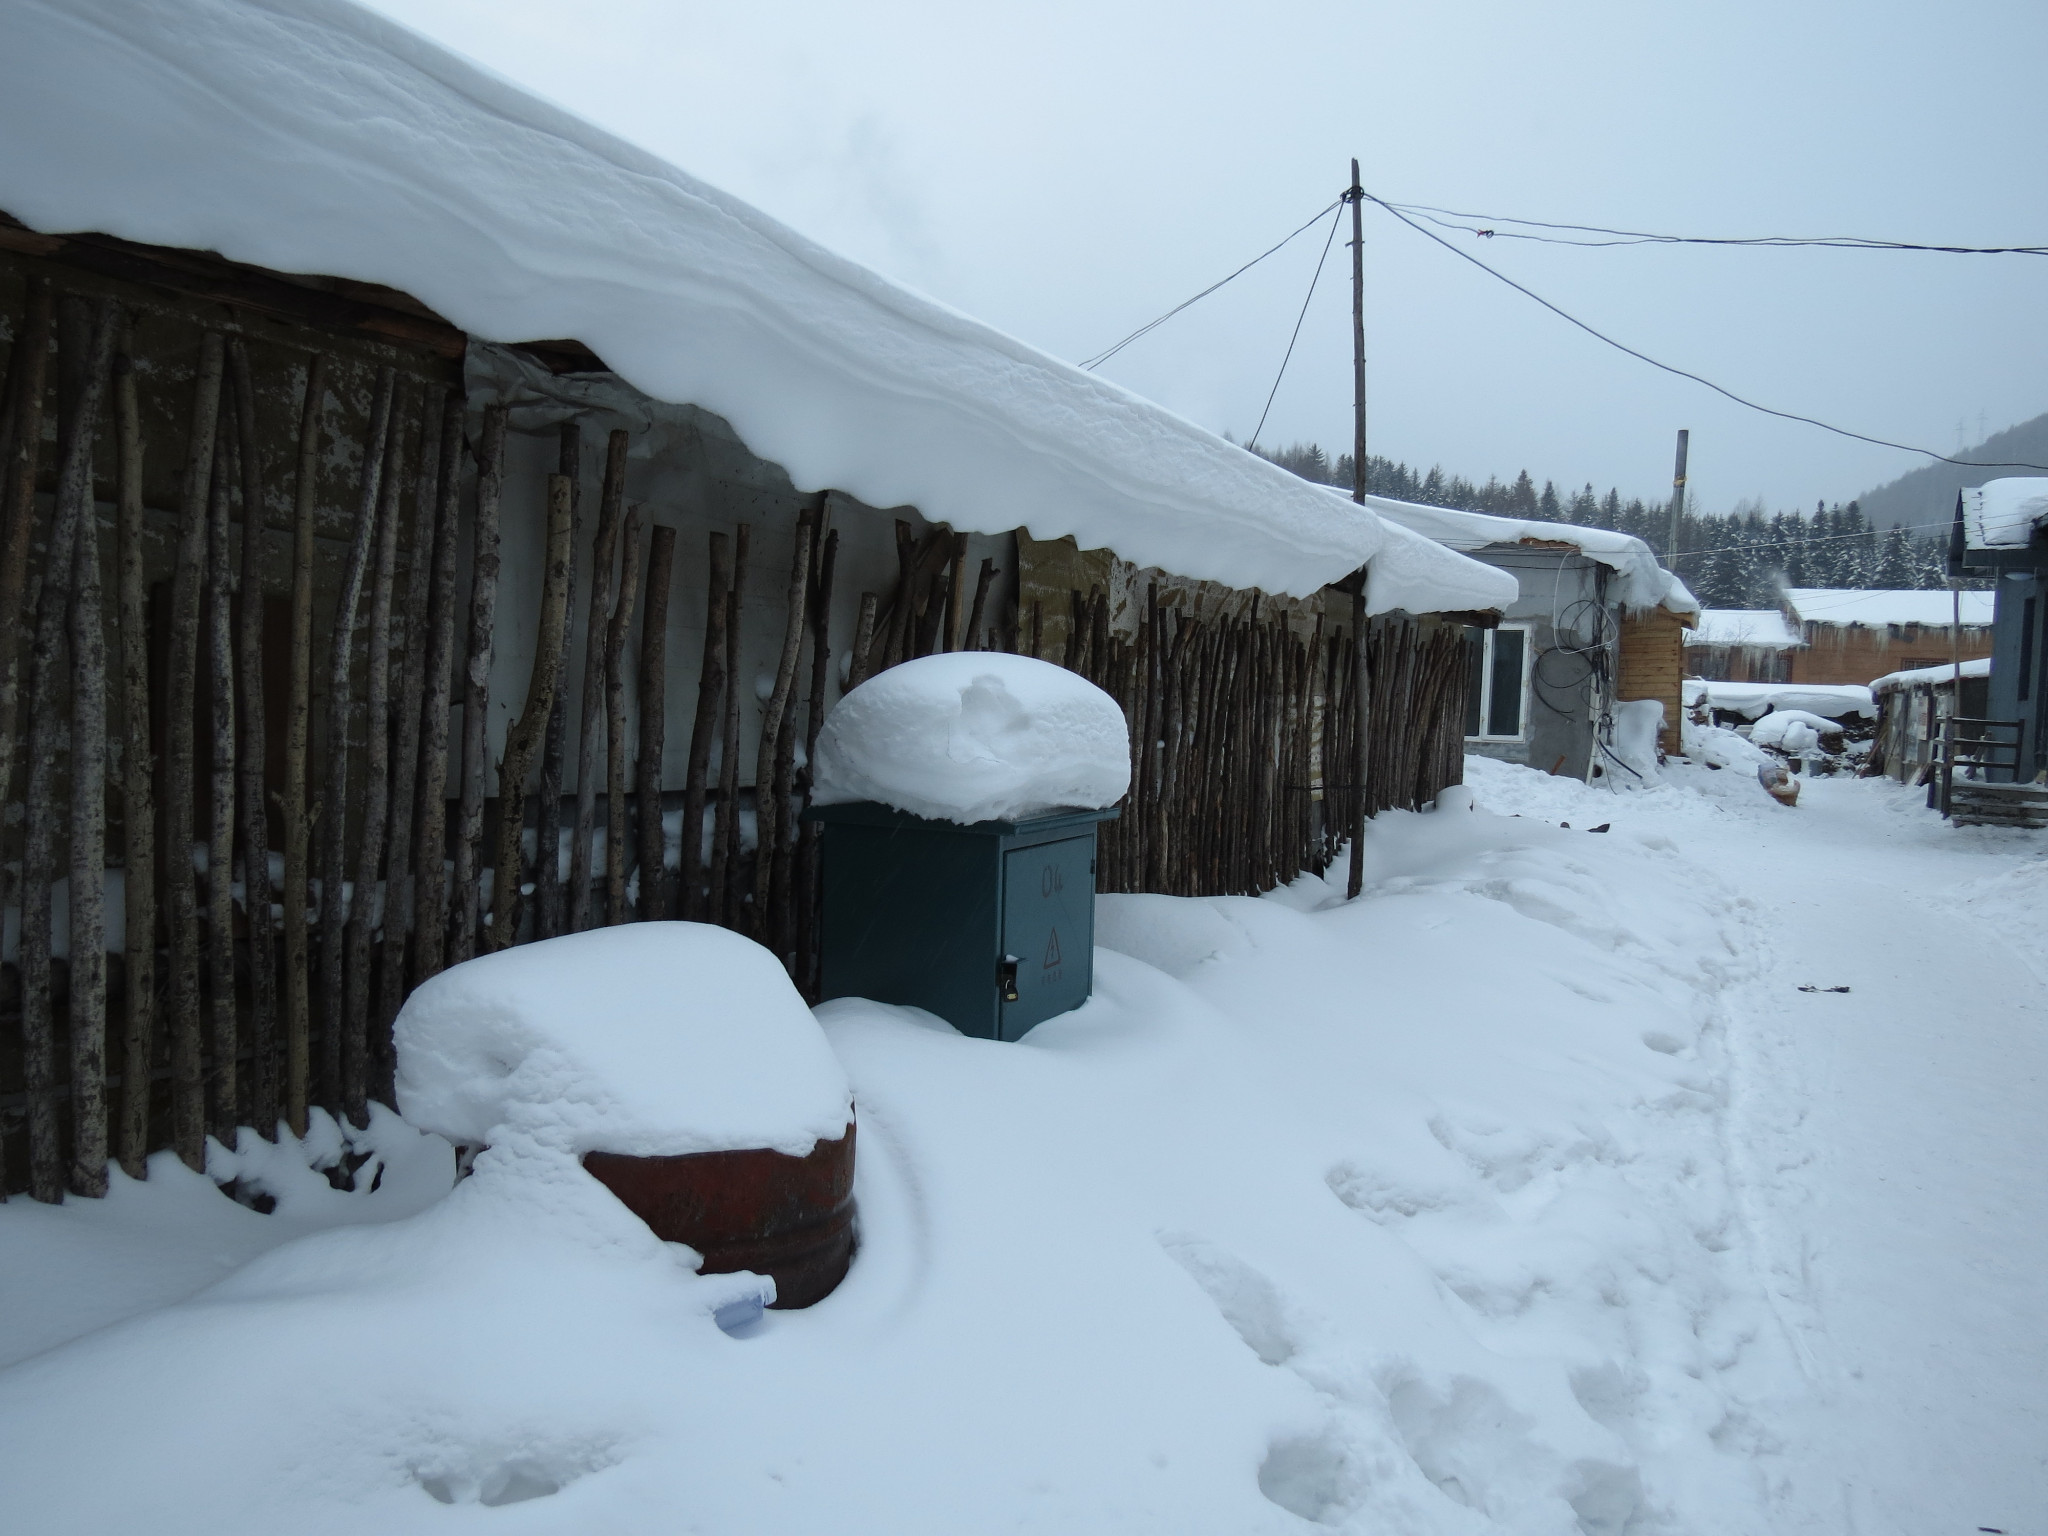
xmin=2 ymin=759 xmax=2043 ymax=1533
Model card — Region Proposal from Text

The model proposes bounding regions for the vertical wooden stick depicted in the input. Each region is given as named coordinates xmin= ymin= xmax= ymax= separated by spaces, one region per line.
xmin=605 ymin=505 xmax=643 ymax=926
xmin=165 ymin=333 xmax=225 ymax=1170
xmin=964 ymin=558 xmax=995 ymax=652
xmin=344 ymin=382 xmax=410 ymax=1122
xmin=112 ymin=336 xmax=157 ymax=1177
xmin=410 ymin=393 xmax=464 ymax=988
xmin=795 ymin=524 xmax=838 ymax=983
xmin=449 ymin=405 xmax=505 ymax=967
xmin=487 ymin=473 xmax=574 ymax=952
xmin=680 ymin=531 xmax=730 ymax=922
xmin=318 ymin=365 xmax=394 ymax=1106
xmin=15 ymin=294 xmax=99 ymax=1200
xmin=0 ymin=279 xmax=54 ymax=837
xmin=279 ymin=354 xmax=325 ymax=1137
xmin=753 ymin=504 xmax=815 ymax=939
xmin=846 ymin=592 xmax=878 ymax=693
xmin=635 ymin=524 xmax=675 ymax=920
xmin=60 ymin=303 xmax=119 ymax=1197
xmin=203 ymin=417 xmax=239 ymax=1140
xmin=534 ymin=421 xmax=580 ymax=940
xmin=711 ymin=525 xmax=750 ymax=925
xmin=944 ymin=534 xmax=968 ymax=652
xmin=570 ymin=430 xmax=625 ymax=932
xmin=225 ymin=339 xmax=277 ymax=1135
xmin=377 ymin=387 xmax=441 ymax=1048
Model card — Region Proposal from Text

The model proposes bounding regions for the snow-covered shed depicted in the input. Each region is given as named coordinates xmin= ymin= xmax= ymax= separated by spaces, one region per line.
xmin=0 ymin=0 xmax=1513 ymax=1197
xmin=1867 ymin=658 xmax=1991 ymax=786
xmin=1684 ymin=608 xmax=1805 ymax=684
xmin=1776 ymin=587 xmax=1994 ymax=686
xmin=1950 ymin=478 xmax=2048 ymax=782
xmin=1359 ymin=495 xmax=1698 ymax=772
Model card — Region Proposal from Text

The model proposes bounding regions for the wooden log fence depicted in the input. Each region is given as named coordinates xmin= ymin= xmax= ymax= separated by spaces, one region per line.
xmin=0 ymin=279 xmax=1469 ymax=1205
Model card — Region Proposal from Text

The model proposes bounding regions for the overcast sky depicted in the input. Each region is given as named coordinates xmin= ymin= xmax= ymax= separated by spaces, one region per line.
xmin=373 ymin=0 xmax=2046 ymax=528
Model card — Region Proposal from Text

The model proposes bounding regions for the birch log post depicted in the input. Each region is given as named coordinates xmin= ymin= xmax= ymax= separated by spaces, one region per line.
xmin=449 ymin=405 xmax=505 ymax=966
xmin=570 ymin=431 xmax=624 ymax=932
xmin=0 ymin=279 xmax=54 ymax=843
xmin=317 ymin=365 xmax=394 ymax=1106
xmin=846 ymin=592 xmax=878 ymax=693
xmin=964 ymin=557 xmax=995 ymax=652
xmin=634 ymin=524 xmax=675 ymax=920
xmin=752 ymin=505 xmax=814 ymax=940
xmin=534 ymin=422 xmax=580 ymax=941
xmin=113 ymin=337 xmax=157 ymax=1175
xmin=410 ymin=393 xmax=464 ymax=988
xmin=604 ymin=507 xmax=642 ymax=925
xmin=680 ymin=531 xmax=729 ymax=922
xmin=279 ymin=355 xmax=325 ymax=1137
xmin=165 ymin=333 xmax=225 ymax=1169
xmin=204 ymin=418 xmax=240 ymax=1139
xmin=343 ymin=383 xmax=410 ymax=1122
xmin=58 ymin=303 xmax=118 ymax=1197
xmin=711 ymin=526 xmax=749 ymax=926
xmin=487 ymin=473 xmax=573 ymax=953
xmin=377 ymin=388 xmax=441 ymax=1041
xmin=225 ymin=339 xmax=278 ymax=1133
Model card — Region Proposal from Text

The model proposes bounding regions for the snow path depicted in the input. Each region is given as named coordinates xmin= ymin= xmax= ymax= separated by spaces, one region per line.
xmin=1687 ymin=777 xmax=2048 ymax=1534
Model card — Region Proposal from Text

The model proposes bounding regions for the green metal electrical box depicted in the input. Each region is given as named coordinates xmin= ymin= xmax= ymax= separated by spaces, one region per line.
xmin=808 ymin=802 xmax=1120 ymax=1041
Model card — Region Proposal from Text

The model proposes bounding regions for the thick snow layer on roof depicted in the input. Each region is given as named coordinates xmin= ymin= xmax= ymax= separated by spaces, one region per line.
xmin=1686 ymin=609 xmax=1804 ymax=649
xmin=811 ymin=654 xmax=1131 ymax=824
xmin=394 ymin=924 xmax=852 ymax=1158
xmin=1870 ymin=656 xmax=1993 ymax=694
xmin=1360 ymin=494 xmax=1695 ymax=613
xmin=0 ymin=0 xmax=1497 ymax=608
xmin=1963 ymin=478 xmax=2048 ymax=549
xmin=1783 ymin=588 xmax=1995 ymax=628
xmin=1686 ymin=679 xmax=1877 ymax=721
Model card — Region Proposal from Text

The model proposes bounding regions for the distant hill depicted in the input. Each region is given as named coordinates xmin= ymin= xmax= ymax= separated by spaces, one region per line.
xmin=1853 ymin=412 xmax=2048 ymax=530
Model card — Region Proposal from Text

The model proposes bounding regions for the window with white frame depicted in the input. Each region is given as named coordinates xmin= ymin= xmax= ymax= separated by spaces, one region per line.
xmin=1464 ymin=625 xmax=1530 ymax=740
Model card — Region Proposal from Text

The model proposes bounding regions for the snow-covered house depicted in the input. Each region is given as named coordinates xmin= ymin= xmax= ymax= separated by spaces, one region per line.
xmin=1776 ymin=587 xmax=1994 ymax=686
xmin=0 ymin=0 xmax=1512 ymax=1196
xmin=1950 ymin=477 xmax=2048 ymax=781
xmin=1684 ymin=608 xmax=1805 ymax=683
xmin=1359 ymin=496 xmax=1698 ymax=771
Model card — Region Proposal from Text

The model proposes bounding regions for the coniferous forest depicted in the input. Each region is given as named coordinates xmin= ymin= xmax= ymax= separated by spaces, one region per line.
xmin=1250 ymin=441 xmax=1977 ymax=609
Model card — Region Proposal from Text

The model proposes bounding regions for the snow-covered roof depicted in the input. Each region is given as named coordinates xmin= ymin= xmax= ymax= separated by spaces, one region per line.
xmin=1684 ymin=609 xmax=1805 ymax=650
xmin=1782 ymin=588 xmax=1995 ymax=629
xmin=1963 ymin=478 xmax=2048 ymax=550
xmin=1870 ymin=656 xmax=1993 ymax=695
xmin=0 ymin=0 xmax=1509 ymax=613
xmin=1684 ymin=678 xmax=1877 ymax=720
xmin=1358 ymin=494 xmax=1696 ymax=614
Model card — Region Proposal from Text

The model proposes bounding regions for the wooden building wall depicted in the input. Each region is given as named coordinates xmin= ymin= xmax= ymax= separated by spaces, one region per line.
xmin=1787 ymin=621 xmax=1993 ymax=686
xmin=1616 ymin=608 xmax=1690 ymax=754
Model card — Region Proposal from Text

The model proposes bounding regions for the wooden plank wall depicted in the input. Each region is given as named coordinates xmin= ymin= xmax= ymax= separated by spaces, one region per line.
xmin=1617 ymin=607 xmax=1689 ymax=754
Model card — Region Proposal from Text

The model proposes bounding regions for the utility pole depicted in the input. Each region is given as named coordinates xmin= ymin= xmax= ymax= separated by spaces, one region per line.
xmin=1665 ymin=428 xmax=1689 ymax=569
xmin=1347 ymin=159 xmax=1370 ymax=900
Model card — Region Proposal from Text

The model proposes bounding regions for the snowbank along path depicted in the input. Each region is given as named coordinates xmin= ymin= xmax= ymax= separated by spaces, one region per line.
xmin=1 ymin=758 xmax=2041 ymax=1531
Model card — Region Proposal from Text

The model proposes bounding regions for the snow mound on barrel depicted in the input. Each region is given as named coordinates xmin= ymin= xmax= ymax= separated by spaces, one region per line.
xmin=1750 ymin=709 xmax=1842 ymax=753
xmin=394 ymin=924 xmax=851 ymax=1158
xmin=811 ymin=653 xmax=1130 ymax=824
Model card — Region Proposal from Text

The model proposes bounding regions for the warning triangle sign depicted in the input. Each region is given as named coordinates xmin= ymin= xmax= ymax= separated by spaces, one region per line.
xmin=1043 ymin=927 xmax=1062 ymax=969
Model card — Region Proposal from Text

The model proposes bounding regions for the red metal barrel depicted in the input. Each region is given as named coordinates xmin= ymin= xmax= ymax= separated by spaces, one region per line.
xmin=583 ymin=1119 xmax=856 ymax=1309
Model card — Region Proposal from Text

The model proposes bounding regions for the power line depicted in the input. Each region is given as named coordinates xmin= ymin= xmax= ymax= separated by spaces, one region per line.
xmin=1360 ymin=190 xmax=2048 ymax=473
xmin=1386 ymin=201 xmax=2048 ymax=256
xmin=1248 ymin=202 xmax=1345 ymax=452
xmin=1079 ymin=199 xmax=1341 ymax=371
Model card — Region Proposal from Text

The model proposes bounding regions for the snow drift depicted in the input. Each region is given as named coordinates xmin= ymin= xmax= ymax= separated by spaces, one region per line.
xmin=811 ymin=653 xmax=1130 ymax=823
